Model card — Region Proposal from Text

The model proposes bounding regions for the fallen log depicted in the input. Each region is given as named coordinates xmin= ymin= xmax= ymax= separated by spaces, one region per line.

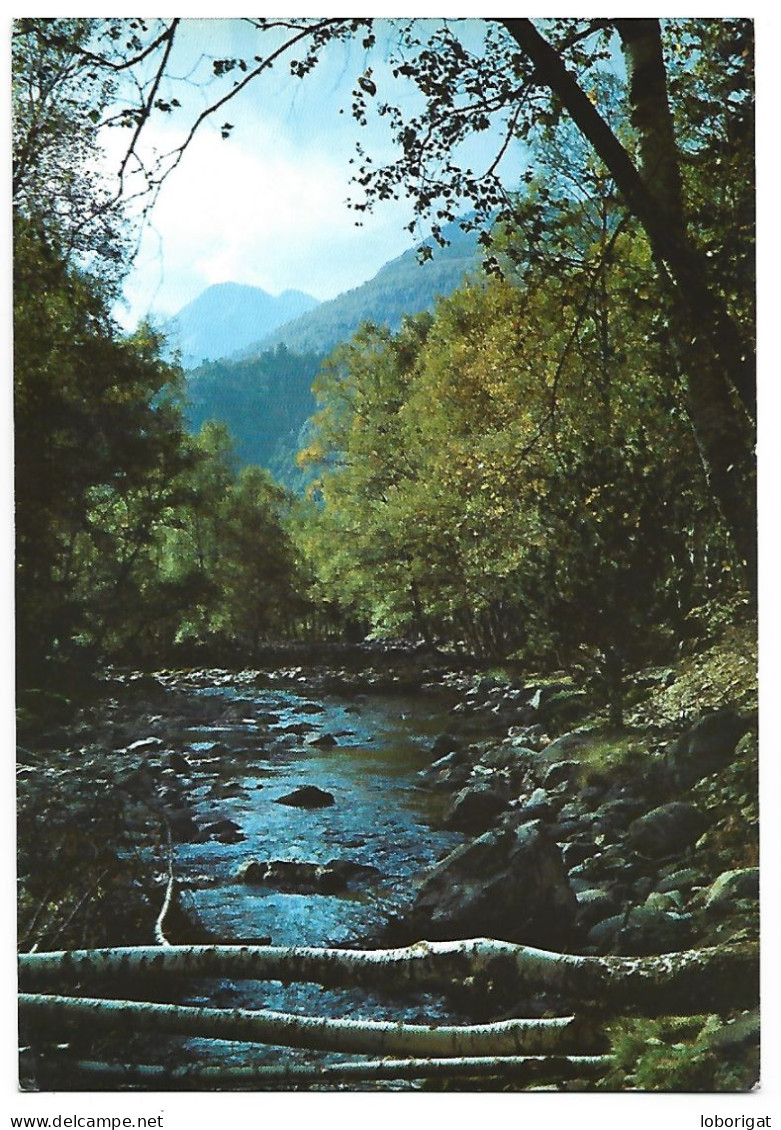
xmin=41 ymin=1054 xmax=613 ymax=1088
xmin=18 ymin=937 xmax=758 ymax=1016
xmin=18 ymin=994 xmax=592 ymax=1056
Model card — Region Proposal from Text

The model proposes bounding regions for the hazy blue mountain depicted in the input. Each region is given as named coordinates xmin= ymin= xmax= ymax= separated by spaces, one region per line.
xmin=164 ymin=282 xmax=319 ymax=368
xmin=242 ymin=221 xmax=483 ymax=358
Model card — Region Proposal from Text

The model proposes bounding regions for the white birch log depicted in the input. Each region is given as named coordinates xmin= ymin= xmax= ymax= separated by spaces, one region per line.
xmin=18 ymin=993 xmax=587 ymax=1056
xmin=49 ymin=1054 xmax=613 ymax=1087
xmin=18 ymin=938 xmax=758 ymax=1015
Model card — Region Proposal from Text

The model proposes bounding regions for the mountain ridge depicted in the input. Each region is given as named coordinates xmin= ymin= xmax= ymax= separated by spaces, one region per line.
xmin=163 ymin=281 xmax=319 ymax=368
xmin=238 ymin=222 xmax=482 ymax=359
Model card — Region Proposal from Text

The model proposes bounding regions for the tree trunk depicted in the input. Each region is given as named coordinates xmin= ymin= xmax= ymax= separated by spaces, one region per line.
xmin=42 ymin=1054 xmax=612 ymax=1089
xmin=18 ymin=938 xmax=759 ymax=1017
xmin=499 ymin=18 xmax=756 ymax=591
xmin=19 ymin=994 xmax=589 ymax=1057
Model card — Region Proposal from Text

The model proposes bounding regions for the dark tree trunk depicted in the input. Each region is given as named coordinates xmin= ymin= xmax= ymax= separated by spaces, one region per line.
xmin=500 ymin=18 xmax=756 ymax=594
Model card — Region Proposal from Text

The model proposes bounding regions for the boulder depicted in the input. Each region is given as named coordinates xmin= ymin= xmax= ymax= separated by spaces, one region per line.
xmin=203 ymin=818 xmax=245 ymax=844
xmin=591 ymin=796 xmax=647 ymax=838
xmin=703 ymin=867 xmax=759 ymax=911
xmin=655 ymin=867 xmax=707 ymax=894
xmin=430 ymin=732 xmax=462 ymax=758
xmin=400 ymin=820 xmax=577 ymax=947
xmin=167 ymin=751 xmax=191 ymax=774
xmin=575 ymin=887 xmax=622 ymax=931
xmin=442 ymin=782 xmax=509 ymax=833
xmin=542 ymin=760 xmax=582 ymax=790
xmin=627 ymin=801 xmax=708 ymax=858
xmin=166 ymin=811 xmax=200 ymax=842
xmin=512 ymin=787 xmax=555 ymax=823
xmin=538 ymin=731 xmax=591 ymax=762
xmin=420 ymin=750 xmax=473 ymax=791
xmin=274 ymin=785 xmax=335 ymax=808
xmin=667 ymin=709 xmax=751 ymax=788
xmin=586 ymin=905 xmax=695 ymax=955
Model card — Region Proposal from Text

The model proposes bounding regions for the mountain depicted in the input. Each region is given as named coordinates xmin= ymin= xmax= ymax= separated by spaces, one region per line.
xmin=185 ymin=346 xmax=323 ymax=490
xmin=163 ymin=282 xmax=319 ymax=368
xmin=181 ymin=221 xmax=487 ymax=489
xmin=241 ymin=221 xmax=483 ymax=359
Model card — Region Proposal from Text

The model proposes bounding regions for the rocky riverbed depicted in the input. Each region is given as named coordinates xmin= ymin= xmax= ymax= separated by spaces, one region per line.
xmin=17 ymin=627 xmax=759 ymax=1089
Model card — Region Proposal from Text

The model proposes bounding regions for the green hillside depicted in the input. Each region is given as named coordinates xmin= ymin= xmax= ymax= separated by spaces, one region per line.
xmin=242 ymin=223 xmax=482 ymax=358
xmin=184 ymin=346 xmax=324 ymax=488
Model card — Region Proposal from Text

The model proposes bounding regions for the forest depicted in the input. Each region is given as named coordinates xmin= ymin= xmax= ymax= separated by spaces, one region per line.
xmin=13 ymin=17 xmax=759 ymax=1097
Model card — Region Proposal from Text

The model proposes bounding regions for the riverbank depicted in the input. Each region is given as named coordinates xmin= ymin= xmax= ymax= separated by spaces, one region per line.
xmin=17 ymin=616 xmax=759 ymax=1090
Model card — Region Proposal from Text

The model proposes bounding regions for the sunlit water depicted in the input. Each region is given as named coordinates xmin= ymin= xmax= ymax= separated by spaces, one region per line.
xmin=145 ymin=673 xmax=468 ymax=1082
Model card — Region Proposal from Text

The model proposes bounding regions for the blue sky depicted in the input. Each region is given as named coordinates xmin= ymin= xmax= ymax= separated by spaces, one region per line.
xmin=114 ymin=18 xmax=527 ymax=326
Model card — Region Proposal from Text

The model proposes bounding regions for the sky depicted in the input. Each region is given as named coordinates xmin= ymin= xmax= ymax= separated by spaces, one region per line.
xmin=113 ymin=18 xmax=527 ymax=328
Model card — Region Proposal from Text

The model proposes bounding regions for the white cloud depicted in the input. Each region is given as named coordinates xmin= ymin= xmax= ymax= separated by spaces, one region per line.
xmin=120 ymin=116 xmax=415 ymax=325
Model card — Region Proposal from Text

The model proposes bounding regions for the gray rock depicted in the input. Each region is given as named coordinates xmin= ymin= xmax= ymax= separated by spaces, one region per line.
xmin=443 ymin=782 xmax=509 ymax=833
xmin=166 ymin=811 xmax=200 ymax=842
xmin=667 ymin=709 xmax=751 ymax=788
xmin=655 ymin=867 xmax=706 ymax=894
xmin=538 ymin=731 xmax=591 ymax=762
xmin=274 ymin=785 xmax=335 ymax=808
xmin=643 ymin=889 xmax=684 ymax=912
xmin=307 ymin=733 xmax=338 ymax=748
xmin=203 ymin=818 xmax=245 ymax=844
xmin=167 ymin=751 xmax=191 ymax=774
xmin=401 ymin=820 xmax=577 ymax=947
xmin=421 ymin=750 xmax=473 ymax=791
xmin=627 ymin=801 xmax=708 ymax=857
xmin=575 ymin=887 xmax=621 ymax=931
xmin=237 ymin=858 xmax=379 ymax=894
xmin=513 ymin=787 xmax=554 ymax=822
xmin=592 ymin=797 xmax=647 ymax=837
xmin=703 ymin=867 xmax=759 ymax=910
xmin=587 ymin=905 xmax=695 ymax=955
xmin=542 ymin=760 xmax=582 ymax=789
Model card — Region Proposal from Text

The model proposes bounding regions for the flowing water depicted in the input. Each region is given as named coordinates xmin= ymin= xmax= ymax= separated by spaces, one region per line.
xmin=143 ymin=671 xmax=468 ymax=1082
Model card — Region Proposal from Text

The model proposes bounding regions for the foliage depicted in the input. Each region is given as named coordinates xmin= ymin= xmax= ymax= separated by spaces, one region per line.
xmin=603 ymin=1015 xmax=758 ymax=1091
xmin=12 ymin=18 xmax=131 ymax=286
xmin=14 ymin=218 xmax=308 ymax=681
xmin=14 ymin=217 xmax=193 ymax=680
xmin=298 ymin=189 xmax=735 ymax=662
xmin=162 ymin=428 xmax=308 ymax=654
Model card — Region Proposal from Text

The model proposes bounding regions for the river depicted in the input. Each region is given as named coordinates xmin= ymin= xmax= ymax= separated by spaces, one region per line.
xmin=133 ymin=668 xmax=469 ymax=1083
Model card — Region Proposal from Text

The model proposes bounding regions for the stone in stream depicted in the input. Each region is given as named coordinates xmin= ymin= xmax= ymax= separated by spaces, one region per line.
xmin=202 ymin=818 xmax=246 ymax=844
xmin=167 ymin=751 xmax=191 ymax=774
xmin=236 ymin=858 xmax=380 ymax=894
xmin=274 ymin=785 xmax=335 ymax=808
xmin=307 ymin=732 xmax=339 ymax=748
